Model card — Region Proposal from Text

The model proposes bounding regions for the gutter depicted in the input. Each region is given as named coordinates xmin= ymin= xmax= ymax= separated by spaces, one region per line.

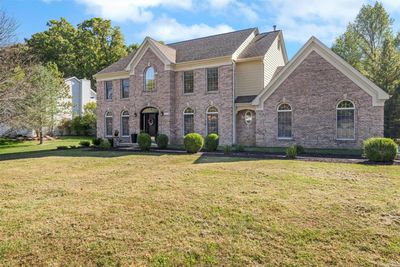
xmin=232 ymin=60 xmax=236 ymax=145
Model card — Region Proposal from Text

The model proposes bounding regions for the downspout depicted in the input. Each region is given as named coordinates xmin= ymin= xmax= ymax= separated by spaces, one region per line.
xmin=232 ymin=60 xmax=236 ymax=145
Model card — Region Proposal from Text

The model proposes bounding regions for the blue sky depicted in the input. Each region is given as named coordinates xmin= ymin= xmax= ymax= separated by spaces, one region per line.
xmin=2 ymin=0 xmax=400 ymax=58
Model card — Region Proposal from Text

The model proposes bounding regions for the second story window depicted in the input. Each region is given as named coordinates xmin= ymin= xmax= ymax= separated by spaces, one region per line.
xmin=105 ymin=81 xmax=113 ymax=100
xmin=183 ymin=71 xmax=194 ymax=94
xmin=121 ymin=79 xmax=129 ymax=98
xmin=207 ymin=67 xmax=218 ymax=92
xmin=144 ymin=67 xmax=155 ymax=91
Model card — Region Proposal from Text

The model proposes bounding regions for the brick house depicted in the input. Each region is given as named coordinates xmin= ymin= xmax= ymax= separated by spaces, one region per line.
xmin=94 ymin=28 xmax=390 ymax=149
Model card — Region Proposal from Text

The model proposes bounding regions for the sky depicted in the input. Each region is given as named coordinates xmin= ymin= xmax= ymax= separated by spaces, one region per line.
xmin=2 ymin=0 xmax=400 ymax=58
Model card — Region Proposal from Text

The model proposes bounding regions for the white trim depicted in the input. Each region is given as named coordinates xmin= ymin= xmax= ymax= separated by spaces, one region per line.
xmin=244 ymin=110 xmax=253 ymax=125
xmin=126 ymin=37 xmax=174 ymax=75
xmin=277 ymin=103 xmax=292 ymax=139
xmin=253 ymin=36 xmax=390 ymax=109
xmin=144 ymin=66 xmax=156 ymax=91
xmin=205 ymin=106 xmax=219 ymax=135
xmin=336 ymin=100 xmax=356 ymax=141
xmin=104 ymin=111 xmax=113 ymax=137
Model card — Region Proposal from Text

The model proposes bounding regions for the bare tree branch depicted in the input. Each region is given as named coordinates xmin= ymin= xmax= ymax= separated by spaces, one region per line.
xmin=0 ymin=9 xmax=17 ymax=47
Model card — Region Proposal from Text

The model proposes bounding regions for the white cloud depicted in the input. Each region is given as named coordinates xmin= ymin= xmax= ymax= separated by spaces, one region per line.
xmin=206 ymin=0 xmax=259 ymax=22
xmin=141 ymin=16 xmax=234 ymax=42
xmin=75 ymin=0 xmax=192 ymax=23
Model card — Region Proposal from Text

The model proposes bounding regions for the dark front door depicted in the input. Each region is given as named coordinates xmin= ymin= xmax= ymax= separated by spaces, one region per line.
xmin=141 ymin=112 xmax=158 ymax=137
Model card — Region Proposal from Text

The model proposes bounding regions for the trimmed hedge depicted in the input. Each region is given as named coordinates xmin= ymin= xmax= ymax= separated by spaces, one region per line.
xmin=363 ymin=137 xmax=398 ymax=162
xmin=79 ymin=140 xmax=91 ymax=147
xmin=204 ymin=133 xmax=219 ymax=152
xmin=99 ymin=139 xmax=111 ymax=150
xmin=138 ymin=133 xmax=152 ymax=151
xmin=184 ymin=133 xmax=204 ymax=153
xmin=156 ymin=134 xmax=169 ymax=149
xmin=92 ymin=138 xmax=102 ymax=146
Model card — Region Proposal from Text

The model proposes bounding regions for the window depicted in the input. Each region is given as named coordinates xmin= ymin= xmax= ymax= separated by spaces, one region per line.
xmin=207 ymin=68 xmax=218 ymax=92
xmin=206 ymin=106 xmax=218 ymax=134
xmin=183 ymin=107 xmax=194 ymax=136
xmin=244 ymin=110 xmax=253 ymax=125
xmin=144 ymin=67 xmax=155 ymax=91
xmin=183 ymin=71 xmax=194 ymax=94
xmin=337 ymin=100 xmax=355 ymax=140
xmin=277 ymin=103 xmax=292 ymax=138
xmin=105 ymin=111 xmax=113 ymax=137
xmin=105 ymin=81 xmax=112 ymax=100
xmin=121 ymin=111 xmax=130 ymax=137
xmin=121 ymin=79 xmax=129 ymax=98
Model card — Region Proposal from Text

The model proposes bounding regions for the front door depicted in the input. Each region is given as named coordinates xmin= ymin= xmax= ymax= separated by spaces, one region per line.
xmin=141 ymin=112 xmax=158 ymax=137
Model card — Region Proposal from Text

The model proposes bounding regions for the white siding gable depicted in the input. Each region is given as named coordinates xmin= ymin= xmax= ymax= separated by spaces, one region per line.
xmin=263 ymin=37 xmax=286 ymax=87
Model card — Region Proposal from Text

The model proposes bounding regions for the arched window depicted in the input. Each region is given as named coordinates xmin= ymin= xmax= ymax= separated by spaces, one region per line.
xmin=144 ymin=67 xmax=155 ymax=91
xmin=121 ymin=111 xmax=130 ymax=137
xmin=337 ymin=100 xmax=355 ymax=140
xmin=206 ymin=106 xmax=218 ymax=135
xmin=277 ymin=103 xmax=292 ymax=138
xmin=183 ymin=107 xmax=194 ymax=136
xmin=105 ymin=111 xmax=113 ymax=137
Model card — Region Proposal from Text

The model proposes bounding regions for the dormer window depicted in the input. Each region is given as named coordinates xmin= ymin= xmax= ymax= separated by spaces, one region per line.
xmin=144 ymin=67 xmax=155 ymax=91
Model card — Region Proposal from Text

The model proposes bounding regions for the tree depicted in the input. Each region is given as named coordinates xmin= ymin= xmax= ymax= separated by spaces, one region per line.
xmin=23 ymin=63 xmax=70 ymax=144
xmin=332 ymin=1 xmax=400 ymax=138
xmin=26 ymin=17 xmax=131 ymax=84
xmin=0 ymin=8 xmax=17 ymax=47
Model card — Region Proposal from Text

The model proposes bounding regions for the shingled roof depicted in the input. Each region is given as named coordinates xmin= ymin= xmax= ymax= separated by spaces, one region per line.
xmin=238 ymin=30 xmax=280 ymax=59
xmin=96 ymin=27 xmax=281 ymax=75
xmin=167 ymin=28 xmax=256 ymax=63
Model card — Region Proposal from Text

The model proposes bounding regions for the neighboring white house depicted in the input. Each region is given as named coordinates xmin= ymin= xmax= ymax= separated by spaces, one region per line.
xmin=0 ymin=77 xmax=97 ymax=137
xmin=64 ymin=77 xmax=97 ymax=118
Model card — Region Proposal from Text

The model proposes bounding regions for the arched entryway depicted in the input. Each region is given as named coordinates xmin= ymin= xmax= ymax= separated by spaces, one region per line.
xmin=140 ymin=107 xmax=159 ymax=137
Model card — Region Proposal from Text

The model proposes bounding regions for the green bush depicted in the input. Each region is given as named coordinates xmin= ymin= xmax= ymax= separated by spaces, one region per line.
xmin=92 ymin=138 xmax=102 ymax=146
xmin=99 ymin=139 xmax=111 ymax=150
xmin=295 ymin=145 xmax=305 ymax=154
xmin=107 ymin=138 xmax=114 ymax=147
xmin=204 ymin=133 xmax=219 ymax=152
xmin=363 ymin=137 xmax=398 ymax=162
xmin=286 ymin=146 xmax=297 ymax=159
xmin=156 ymin=134 xmax=169 ymax=149
xmin=69 ymin=145 xmax=78 ymax=149
xmin=184 ymin=133 xmax=204 ymax=153
xmin=79 ymin=140 xmax=91 ymax=147
xmin=223 ymin=145 xmax=231 ymax=154
xmin=138 ymin=133 xmax=152 ymax=151
xmin=57 ymin=146 xmax=69 ymax=150
xmin=235 ymin=144 xmax=245 ymax=152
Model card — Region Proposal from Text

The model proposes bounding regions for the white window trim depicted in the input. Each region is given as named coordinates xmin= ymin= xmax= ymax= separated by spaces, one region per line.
xmin=206 ymin=67 xmax=219 ymax=92
xmin=105 ymin=81 xmax=113 ymax=100
xmin=183 ymin=70 xmax=194 ymax=95
xmin=206 ymin=106 xmax=219 ymax=135
xmin=144 ymin=66 xmax=156 ymax=92
xmin=120 ymin=79 xmax=129 ymax=99
xmin=277 ymin=103 xmax=292 ymax=139
xmin=183 ymin=107 xmax=195 ymax=136
xmin=336 ymin=100 xmax=356 ymax=141
xmin=120 ymin=111 xmax=130 ymax=137
xmin=105 ymin=111 xmax=113 ymax=137
xmin=244 ymin=110 xmax=253 ymax=125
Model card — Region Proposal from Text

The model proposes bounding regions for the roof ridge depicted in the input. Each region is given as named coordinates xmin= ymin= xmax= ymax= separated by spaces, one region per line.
xmin=167 ymin=27 xmax=257 ymax=46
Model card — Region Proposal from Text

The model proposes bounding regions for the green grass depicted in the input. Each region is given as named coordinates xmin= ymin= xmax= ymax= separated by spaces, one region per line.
xmin=0 ymin=148 xmax=399 ymax=265
xmin=0 ymin=136 xmax=91 ymax=156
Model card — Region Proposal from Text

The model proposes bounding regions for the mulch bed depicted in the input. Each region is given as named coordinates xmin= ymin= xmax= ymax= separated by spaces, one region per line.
xmin=115 ymin=146 xmax=400 ymax=165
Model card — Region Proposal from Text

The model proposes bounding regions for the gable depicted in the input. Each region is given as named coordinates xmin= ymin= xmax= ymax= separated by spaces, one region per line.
xmin=253 ymin=37 xmax=390 ymax=108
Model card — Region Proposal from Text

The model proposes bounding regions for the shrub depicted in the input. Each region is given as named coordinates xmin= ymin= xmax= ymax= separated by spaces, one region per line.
xmin=92 ymin=138 xmax=102 ymax=146
xmin=235 ymin=144 xmax=245 ymax=152
xmin=295 ymin=145 xmax=305 ymax=154
xmin=363 ymin=137 xmax=398 ymax=162
xmin=57 ymin=146 xmax=69 ymax=150
xmin=99 ymin=139 xmax=111 ymax=150
xmin=138 ymin=133 xmax=152 ymax=151
xmin=286 ymin=146 xmax=297 ymax=159
xmin=79 ymin=140 xmax=91 ymax=147
xmin=204 ymin=133 xmax=219 ymax=152
xmin=223 ymin=145 xmax=231 ymax=154
xmin=184 ymin=133 xmax=204 ymax=153
xmin=156 ymin=134 xmax=169 ymax=149
xmin=108 ymin=138 xmax=114 ymax=147
xmin=69 ymin=145 xmax=78 ymax=149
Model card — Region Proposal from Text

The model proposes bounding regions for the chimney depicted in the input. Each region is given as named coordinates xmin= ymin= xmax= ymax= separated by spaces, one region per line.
xmin=273 ymin=25 xmax=277 ymax=31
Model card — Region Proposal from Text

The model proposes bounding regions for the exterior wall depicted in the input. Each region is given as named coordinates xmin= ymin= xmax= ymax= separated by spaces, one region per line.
xmin=235 ymin=60 xmax=263 ymax=97
xmin=236 ymin=110 xmax=256 ymax=146
xmin=172 ymin=65 xmax=234 ymax=145
xmin=97 ymin=55 xmax=234 ymax=144
xmin=256 ymin=51 xmax=384 ymax=149
xmin=263 ymin=37 xmax=286 ymax=87
xmin=65 ymin=79 xmax=82 ymax=117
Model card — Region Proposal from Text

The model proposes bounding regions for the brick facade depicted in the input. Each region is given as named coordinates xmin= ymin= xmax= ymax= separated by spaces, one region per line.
xmin=254 ymin=51 xmax=384 ymax=149
xmin=97 ymin=49 xmax=234 ymax=145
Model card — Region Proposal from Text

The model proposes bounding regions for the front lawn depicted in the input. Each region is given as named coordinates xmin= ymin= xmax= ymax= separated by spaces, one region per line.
xmin=0 ymin=149 xmax=399 ymax=266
